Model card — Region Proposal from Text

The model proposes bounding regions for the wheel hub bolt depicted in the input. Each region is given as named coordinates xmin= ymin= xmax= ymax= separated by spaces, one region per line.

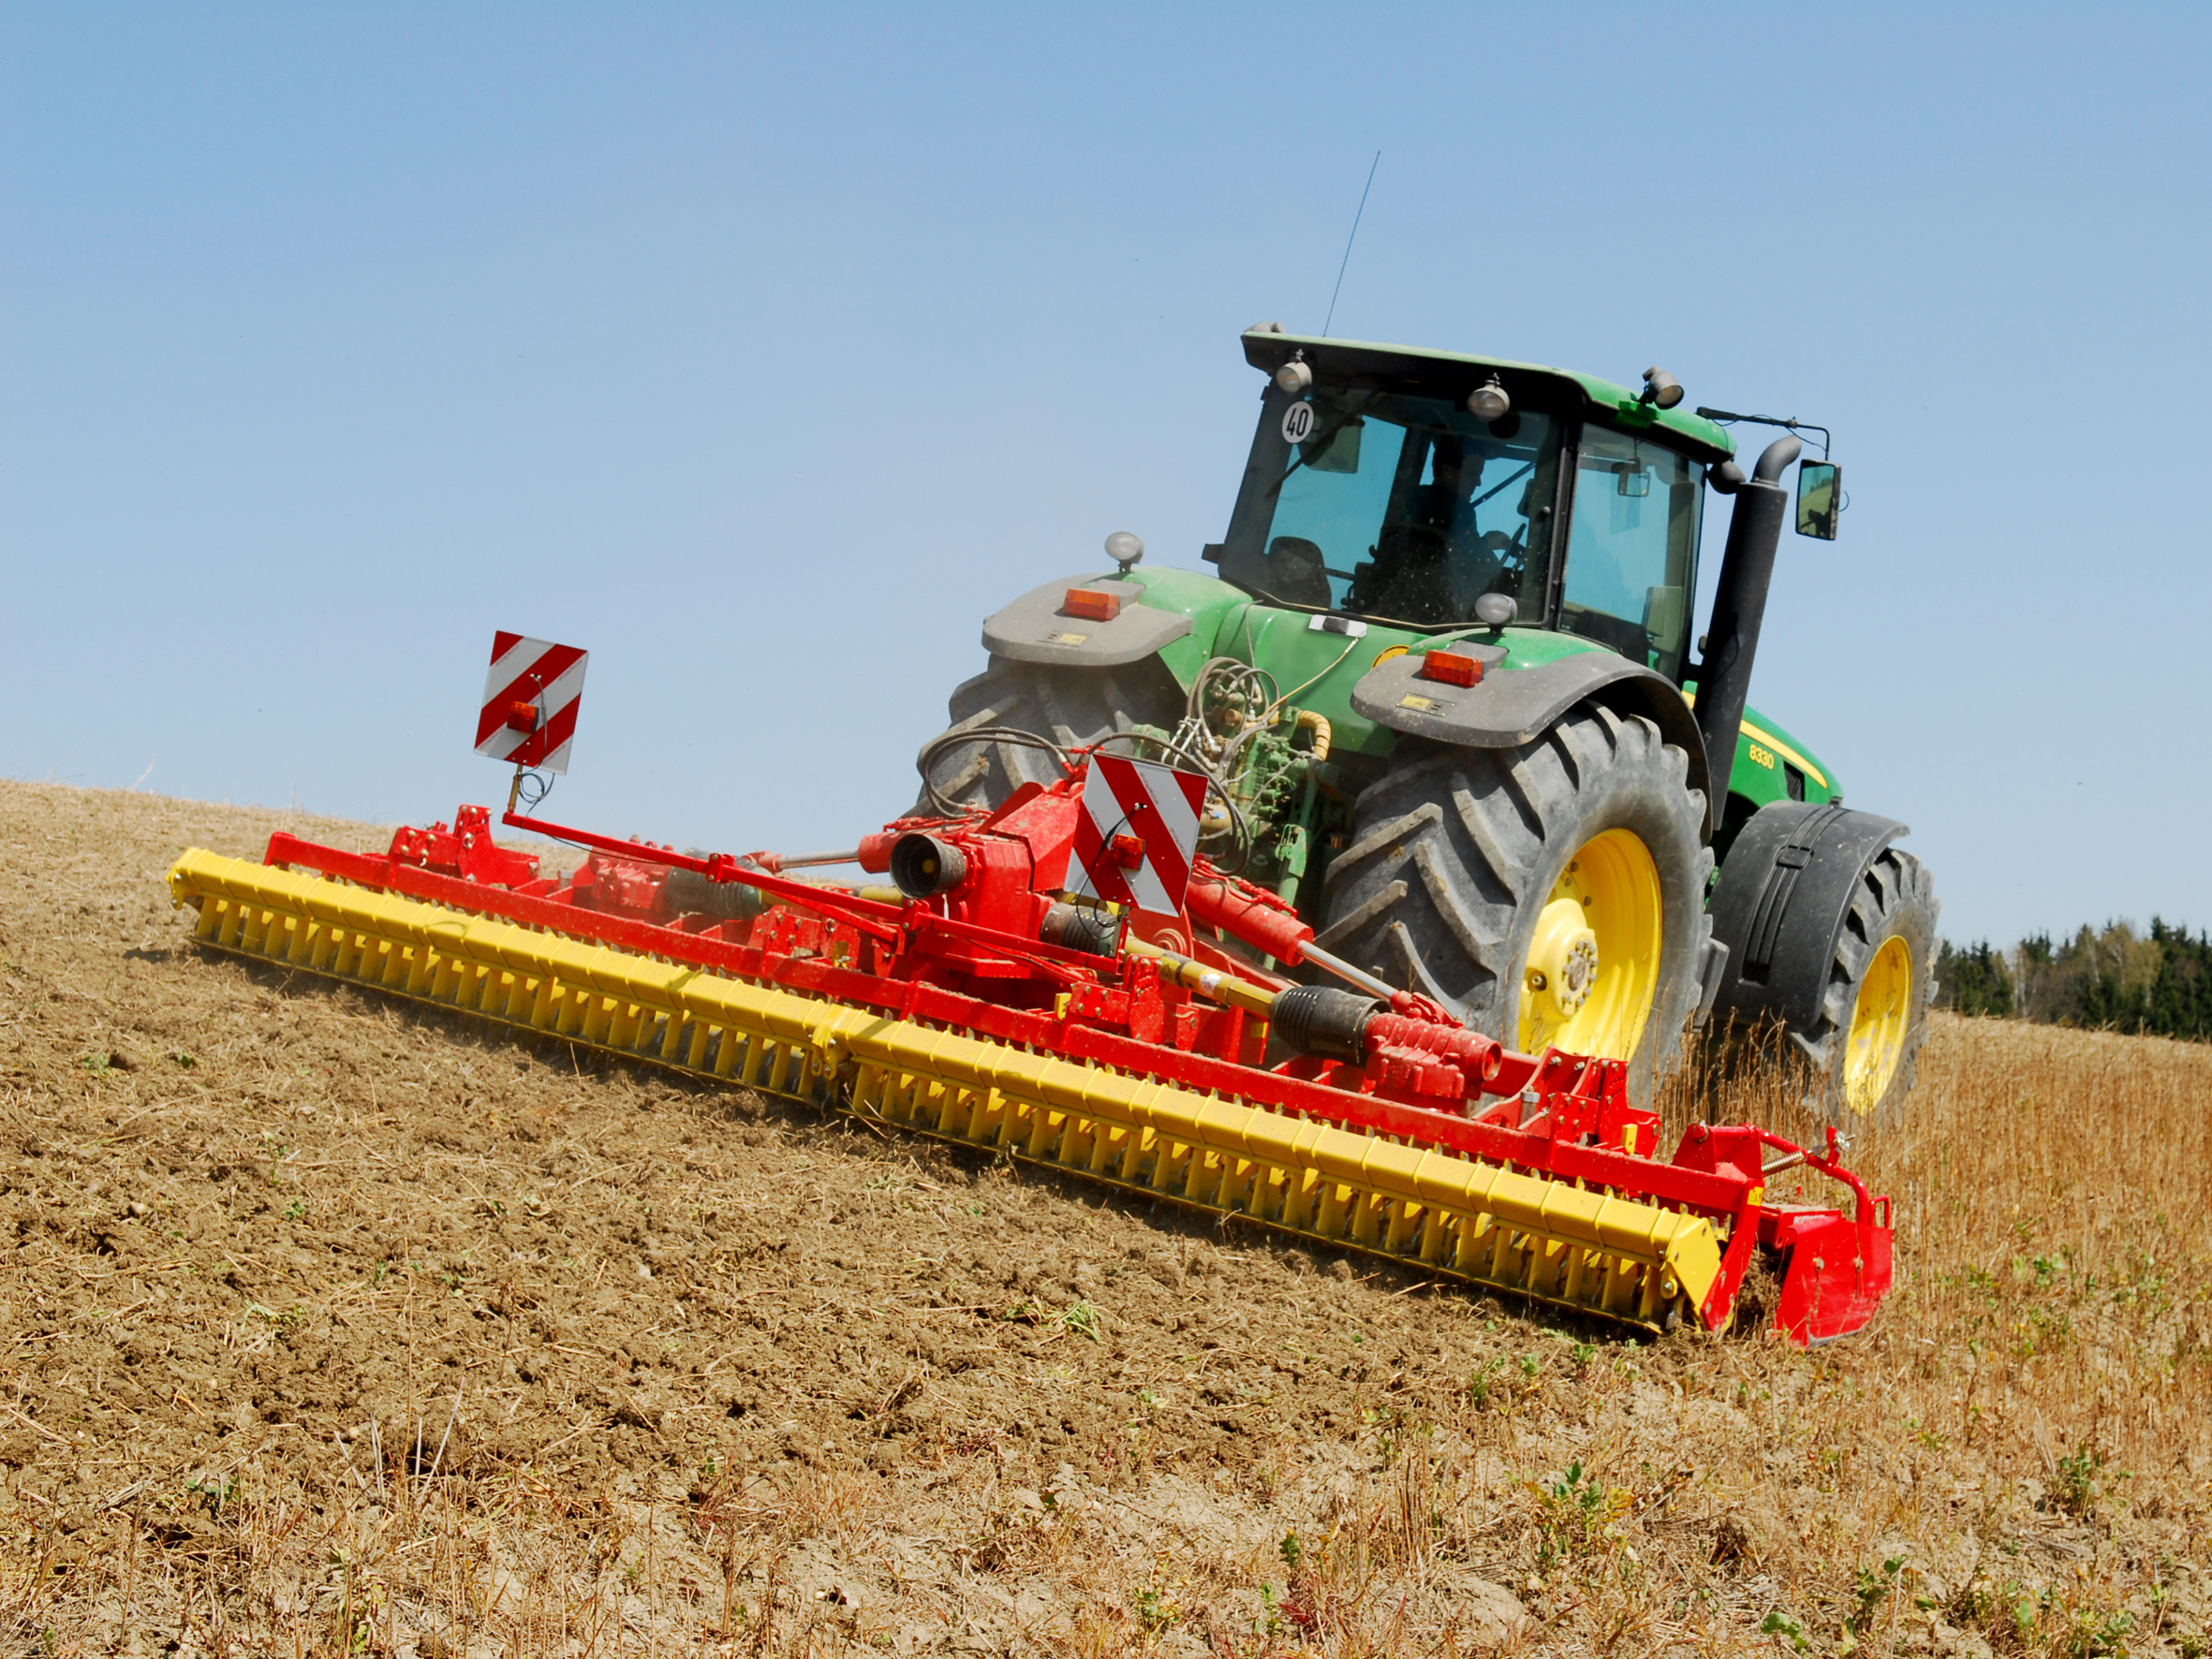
xmin=1556 ymin=938 xmax=1599 ymax=1013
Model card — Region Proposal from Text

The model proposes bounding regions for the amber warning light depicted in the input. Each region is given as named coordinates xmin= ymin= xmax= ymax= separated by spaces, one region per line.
xmin=1419 ymin=651 xmax=1484 ymax=687
xmin=1061 ymin=588 xmax=1122 ymax=623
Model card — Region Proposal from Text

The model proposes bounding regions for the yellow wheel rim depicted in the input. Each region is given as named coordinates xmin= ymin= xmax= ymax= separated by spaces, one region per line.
xmin=1844 ymin=934 xmax=1913 ymax=1116
xmin=1517 ymin=828 xmax=1663 ymax=1061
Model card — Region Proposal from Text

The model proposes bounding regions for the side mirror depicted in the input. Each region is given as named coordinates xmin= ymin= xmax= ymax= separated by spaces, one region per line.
xmin=1796 ymin=462 xmax=1841 ymax=539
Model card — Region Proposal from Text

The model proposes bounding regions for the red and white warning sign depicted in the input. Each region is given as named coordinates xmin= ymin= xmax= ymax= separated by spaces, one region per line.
xmin=473 ymin=632 xmax=588 ymax=774
xmin=1067 ymin=755 xmax=1209 ymax=918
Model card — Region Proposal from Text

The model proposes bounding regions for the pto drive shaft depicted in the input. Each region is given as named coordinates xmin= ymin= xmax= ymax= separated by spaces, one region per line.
xmin=1122 ymin=935 xmax=1506 ymax=1087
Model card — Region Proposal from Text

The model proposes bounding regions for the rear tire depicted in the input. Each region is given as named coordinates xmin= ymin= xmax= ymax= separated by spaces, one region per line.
xmin=913 ymin=655 xmax=1185 ymax=814
xmin=1317 ymin=704 xmax=1713 ymax=1103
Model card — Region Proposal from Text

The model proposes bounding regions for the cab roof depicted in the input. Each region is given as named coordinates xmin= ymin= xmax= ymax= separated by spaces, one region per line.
xmin=1240 ymin=328 xmax=1736 ymax=462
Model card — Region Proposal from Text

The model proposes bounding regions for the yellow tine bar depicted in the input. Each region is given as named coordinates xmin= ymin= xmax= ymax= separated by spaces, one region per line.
xmin=165 ymin=848 xmax=1724 ymax=1331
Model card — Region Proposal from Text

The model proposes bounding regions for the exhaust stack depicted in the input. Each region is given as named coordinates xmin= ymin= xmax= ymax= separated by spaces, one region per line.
xmin=1693 ymin=435 xmax=1802 ymax=830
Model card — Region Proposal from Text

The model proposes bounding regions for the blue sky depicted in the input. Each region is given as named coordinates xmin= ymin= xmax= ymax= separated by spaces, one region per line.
xmin=5 ymin=6 xmax=2207 ymax=947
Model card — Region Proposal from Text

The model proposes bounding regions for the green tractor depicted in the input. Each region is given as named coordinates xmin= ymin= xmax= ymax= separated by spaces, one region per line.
xmin=916 ymin=327 xmax=1938 ymax=1121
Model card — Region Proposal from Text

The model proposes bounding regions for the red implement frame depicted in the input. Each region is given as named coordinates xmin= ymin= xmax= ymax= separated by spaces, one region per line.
xmin=257 ymin=773 xmax=1893 ymax=1344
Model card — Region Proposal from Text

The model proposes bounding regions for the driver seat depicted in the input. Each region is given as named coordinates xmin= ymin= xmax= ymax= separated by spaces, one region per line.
xmin=1265 ymin=536 xmax=1335 ymax=608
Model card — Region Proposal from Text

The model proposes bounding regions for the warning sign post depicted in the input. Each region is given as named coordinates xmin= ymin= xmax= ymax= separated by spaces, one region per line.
xmin=473 ymin=633 xmax=588 ymax=774
xmin=1067 ymin=756 xmax=1208 ymax=918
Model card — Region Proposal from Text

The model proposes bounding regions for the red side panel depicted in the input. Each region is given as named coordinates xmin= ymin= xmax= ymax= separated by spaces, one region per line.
xmin=1768 ymin=1210 xmax=1895 ymax=1343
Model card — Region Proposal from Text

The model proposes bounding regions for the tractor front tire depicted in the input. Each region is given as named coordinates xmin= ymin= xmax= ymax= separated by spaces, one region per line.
xmin=1705 ymin=801 xmax=1939 ymax=1128
xmin=913 ymin=655 xmax=1184 ymax=815
xmin=1804 ymin=846 xmax=1939 ymax=1125
xmin=1317 ymin=704 xmax=1714 ymax=1103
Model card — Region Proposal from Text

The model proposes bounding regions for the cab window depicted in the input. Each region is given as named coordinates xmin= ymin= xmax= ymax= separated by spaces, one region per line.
xmin=1561 ymin=427 xmax=1703 ymax=680
xmin=1221 ymin=387 xmax=1562 ymax=628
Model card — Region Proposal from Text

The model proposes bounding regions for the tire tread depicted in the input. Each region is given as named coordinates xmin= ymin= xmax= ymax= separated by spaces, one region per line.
xmin=1787 ymin=846 xmax=1940 ymax=1123
xmin=1320 ymin=705 xmax=1713 ymax=1100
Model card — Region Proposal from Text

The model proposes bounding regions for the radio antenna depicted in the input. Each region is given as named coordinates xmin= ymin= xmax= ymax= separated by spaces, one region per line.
xmin=1321 ymin=151 xmax=1380 ymax=338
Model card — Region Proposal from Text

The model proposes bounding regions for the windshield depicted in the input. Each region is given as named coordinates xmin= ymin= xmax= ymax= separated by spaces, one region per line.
xmin=1560 ymin=426 xmax=1704 ymax=679
xmin=1221 ymin=386 xmax=1561 ymax=628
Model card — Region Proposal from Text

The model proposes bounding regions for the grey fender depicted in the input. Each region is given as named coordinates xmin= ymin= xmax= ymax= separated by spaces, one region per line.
xmin=1349 ymin=649 xmax=1712 ymax=814
xmin=1706 ymin=800 xmax=1908 ymax=1033
xmin=981 ymin=575 xmax=1193 ymax=669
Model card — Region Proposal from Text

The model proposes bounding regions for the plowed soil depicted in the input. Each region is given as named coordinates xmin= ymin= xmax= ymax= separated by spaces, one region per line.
xmin=1 ymin=778 xmax=2207 ymax=1657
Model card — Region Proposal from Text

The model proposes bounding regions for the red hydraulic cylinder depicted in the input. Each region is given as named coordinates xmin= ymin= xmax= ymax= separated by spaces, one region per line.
xmin=1185 ymin=868 xmax=1314 ymax=962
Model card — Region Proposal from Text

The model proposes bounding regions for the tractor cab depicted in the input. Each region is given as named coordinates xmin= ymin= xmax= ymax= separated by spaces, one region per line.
xmin=1214 ymin=330 xmax=1729 ymax=685
xmin=930 ymin=322 xmax=1931 ymax=1128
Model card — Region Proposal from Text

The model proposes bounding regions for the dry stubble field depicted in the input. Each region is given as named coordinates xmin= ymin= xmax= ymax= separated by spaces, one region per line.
xmin=0 ymin=777 xmax=2207 ymax=1658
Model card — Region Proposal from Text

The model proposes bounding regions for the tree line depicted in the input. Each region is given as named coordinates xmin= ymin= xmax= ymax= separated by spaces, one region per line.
xmin=1935 ymin=919 xmax=2212 ymax=1040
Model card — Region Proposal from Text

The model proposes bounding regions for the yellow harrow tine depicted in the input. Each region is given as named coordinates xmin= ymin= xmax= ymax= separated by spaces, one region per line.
xmin=167 ymin=849 xmax=1721 ymax=1330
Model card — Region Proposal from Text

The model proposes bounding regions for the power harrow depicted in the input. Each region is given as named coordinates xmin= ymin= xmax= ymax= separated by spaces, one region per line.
xmin=165 ymin=655 xmax=1892 ymax=1344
